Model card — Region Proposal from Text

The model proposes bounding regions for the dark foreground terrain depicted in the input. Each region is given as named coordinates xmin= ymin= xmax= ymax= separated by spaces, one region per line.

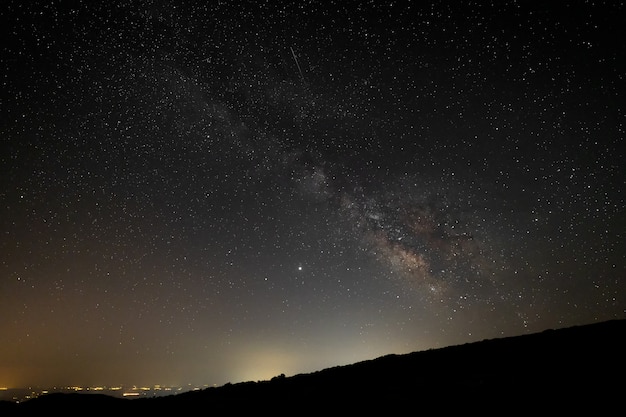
xmin=2 ymin=319 xmax=625 ymax=415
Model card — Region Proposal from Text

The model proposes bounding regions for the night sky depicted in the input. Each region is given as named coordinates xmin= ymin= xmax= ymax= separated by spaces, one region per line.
xmin=1 ymin=1 xmax=625 ymax=389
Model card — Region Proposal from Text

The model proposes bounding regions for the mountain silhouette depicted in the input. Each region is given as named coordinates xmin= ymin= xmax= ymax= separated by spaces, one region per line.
xmin=2 ymin=319 xmax=624 ymax=415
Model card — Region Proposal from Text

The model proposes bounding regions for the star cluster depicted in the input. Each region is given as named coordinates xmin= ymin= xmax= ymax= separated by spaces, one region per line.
xmin=1 ymin=1 xmax=624 ymax=388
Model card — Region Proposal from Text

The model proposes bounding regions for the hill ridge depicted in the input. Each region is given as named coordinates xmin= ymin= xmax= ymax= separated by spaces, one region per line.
xmin=3 ymin=319 xmax=624 ymax=414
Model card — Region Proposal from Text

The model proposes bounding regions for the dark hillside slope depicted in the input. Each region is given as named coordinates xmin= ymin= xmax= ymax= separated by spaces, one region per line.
xmin=5 ymin=319 xmax=625 ymax=415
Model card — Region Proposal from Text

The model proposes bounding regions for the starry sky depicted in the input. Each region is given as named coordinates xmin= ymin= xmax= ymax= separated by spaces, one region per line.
xmin=1 ymin=0 xmax=625 ymax=389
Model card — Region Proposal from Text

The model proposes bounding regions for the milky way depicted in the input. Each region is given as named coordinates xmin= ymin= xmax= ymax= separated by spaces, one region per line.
xmin=1 ymin=1 xmax=624 ymax=388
